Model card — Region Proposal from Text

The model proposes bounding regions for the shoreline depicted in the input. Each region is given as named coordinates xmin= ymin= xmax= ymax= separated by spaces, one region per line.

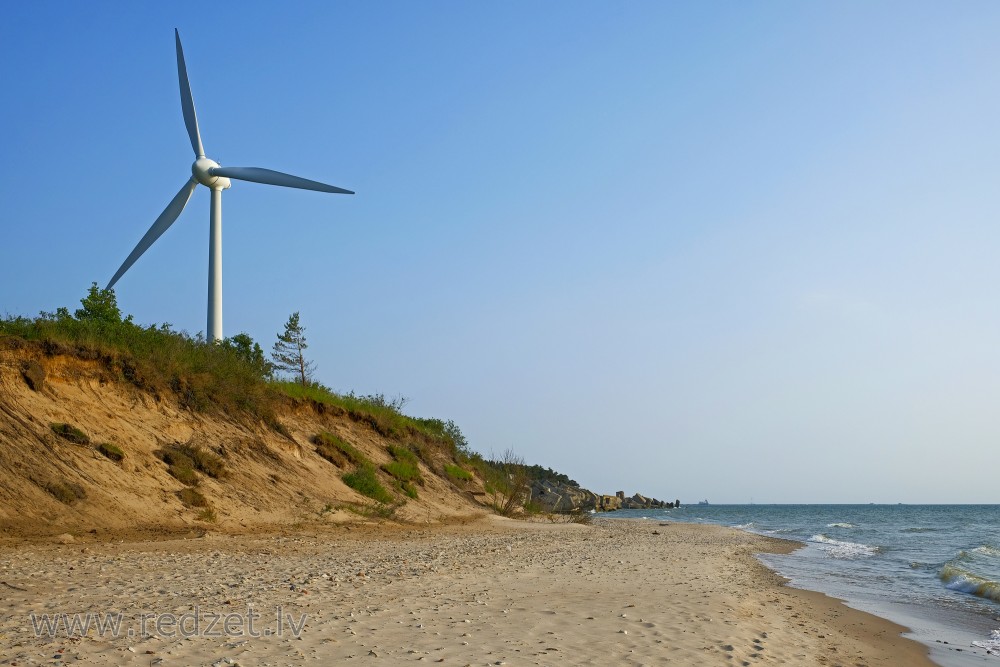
xmin=0 ymin=517 xmax=937 ymax=666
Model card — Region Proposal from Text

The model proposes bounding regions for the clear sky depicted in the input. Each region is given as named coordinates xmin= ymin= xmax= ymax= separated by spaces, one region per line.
xmin=3 ymin=2 xmax=1000 ymax=504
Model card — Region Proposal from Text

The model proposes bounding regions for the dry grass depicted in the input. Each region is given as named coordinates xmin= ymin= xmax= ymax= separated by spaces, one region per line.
xmin=46 ymin=480 xmax=87 ymax=504
xmin=177 ymin=487 xmax=209 ymax=508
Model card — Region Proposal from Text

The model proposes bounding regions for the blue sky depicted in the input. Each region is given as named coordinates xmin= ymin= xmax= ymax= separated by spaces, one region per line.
xmin=3 ymin=2 xmax=1000 ymax=503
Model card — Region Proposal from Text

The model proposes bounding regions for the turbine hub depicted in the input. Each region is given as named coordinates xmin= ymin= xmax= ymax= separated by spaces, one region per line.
xmin=192 ymin=157 xmax=231 ymax=189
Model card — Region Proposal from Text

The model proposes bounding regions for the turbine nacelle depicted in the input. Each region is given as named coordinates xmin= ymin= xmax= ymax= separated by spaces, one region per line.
xmin=108 ymin=29 xmax=352 ymax=342
xmin=192 ymin=157 xmax=231 ymax=190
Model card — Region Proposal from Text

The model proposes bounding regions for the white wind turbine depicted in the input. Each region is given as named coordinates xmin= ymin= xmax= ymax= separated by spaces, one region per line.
xmin=107 ymin=29 xmax=353 ymax=342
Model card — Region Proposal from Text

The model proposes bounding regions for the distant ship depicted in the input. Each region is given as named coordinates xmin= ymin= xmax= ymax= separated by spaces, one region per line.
xmin=697 ymin=499 xmax=709 ymax=506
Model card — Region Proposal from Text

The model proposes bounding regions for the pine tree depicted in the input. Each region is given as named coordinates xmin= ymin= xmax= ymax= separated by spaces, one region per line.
xmin=272 ymin=312 xmax=315 ymax=387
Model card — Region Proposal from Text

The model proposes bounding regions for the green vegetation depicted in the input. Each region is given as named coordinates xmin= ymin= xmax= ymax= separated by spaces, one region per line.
xmin=156 ymin=443 xmax=227 ymax=485
xmin=313 ymin=431 xmax=367 ymax=468
xmin=50 ymin=422 xmax=90 ymax=445
xmin=480 ymin=449 xmax=531 ymax=517
xmin=444 ymin=463 xmax=473 ymax=482
xmin=46 ymin=480 xmax=87 ymax=504
xmin=3 ymin=285 xmax=587 ymax=521
xmin=96 ymin=442 xmax=125 ymax=462
xmin=342 ymin=464 xmax=394 ymax=504
xmin=272 ymin=312 xmax=315 ymax=387
xmin=384 ymin=444 xmax=421 ymax=491
xmin=520 ymin=464 xmax=579 ymax=488
xmin=3 ymin=285 xmax=275 ymax=419
xmin=383 ymin=460 xmax=420 ymax=482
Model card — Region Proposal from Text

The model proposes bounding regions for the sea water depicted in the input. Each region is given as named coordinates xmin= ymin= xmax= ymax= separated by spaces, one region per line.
xmin=608 ymin=504 xmax=1000 ymax=665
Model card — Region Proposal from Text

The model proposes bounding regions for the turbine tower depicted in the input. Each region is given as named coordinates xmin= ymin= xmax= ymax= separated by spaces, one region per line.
xmin=108 ymin=29 xmax=353 ymax=342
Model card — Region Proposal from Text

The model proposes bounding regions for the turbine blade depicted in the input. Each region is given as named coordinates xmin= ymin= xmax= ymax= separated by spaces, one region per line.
xmin=107 ymin=178 xmax=198 ymax=290
xmin=209 ymin=166 xmax=354 ymax=194
xmin=175 ymin=29 xmax=205 ymax=158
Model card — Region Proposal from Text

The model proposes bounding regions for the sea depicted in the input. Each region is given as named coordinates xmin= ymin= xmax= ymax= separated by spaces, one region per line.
xmin=607 ymin=504 xmax=1000 ymax=666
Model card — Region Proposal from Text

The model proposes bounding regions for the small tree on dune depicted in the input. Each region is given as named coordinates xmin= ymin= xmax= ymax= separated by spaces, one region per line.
xmin=75 ymin=283 xmax=123 ymax=324
xmin=223 ymin=332 xmax=273 ymax=379
xmin=272 ymin=312 xmax=315 ymax=387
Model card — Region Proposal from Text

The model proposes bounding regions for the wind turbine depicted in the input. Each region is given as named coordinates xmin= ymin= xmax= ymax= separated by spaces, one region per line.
xmin=107 ymin=29 xmax=353 ymax=342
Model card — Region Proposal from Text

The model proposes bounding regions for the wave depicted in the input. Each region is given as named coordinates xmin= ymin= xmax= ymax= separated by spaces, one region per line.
xmin=826 ymin=522 xmax=854 ymax=528
xmin=939 ymin=564 xmax=1000 ymax=603
xmin=808 ymin=534 xmax=880 ymax=559
xmin=734 ymin=522 xmax=755 ymax=530
xmin=900 ymin=527 xmax=938 ymax=533
xmin=971 ymin=629 xmax=1000 ymax=653
xmin=973 ymin=545 xmax=1000 ymax=558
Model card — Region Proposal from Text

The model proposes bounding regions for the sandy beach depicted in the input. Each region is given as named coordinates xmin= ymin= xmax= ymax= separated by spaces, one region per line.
xmin=0 ymin=518 xmax=936 ymax=666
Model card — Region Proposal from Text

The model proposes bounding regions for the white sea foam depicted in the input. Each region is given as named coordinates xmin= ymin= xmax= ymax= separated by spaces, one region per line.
xmin=826 ymin=522 xmax=854 ymax=529
xmin=971 ymin=628 xmax=1000 ymax=654
xmin=939 ymin=564 xmax=1000 ymax=603
xmin=972 ymin=545 xmax=1000 ymax=558
xmin=809 ymin=534 xmax=879 ymax=559
xmin=734 ymin=522 xmax=755 ymax=530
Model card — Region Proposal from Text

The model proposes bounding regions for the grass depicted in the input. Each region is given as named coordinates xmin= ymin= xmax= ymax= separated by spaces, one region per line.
xmin=50 ymin=423 xmax=90 ymax=445
xmin=275 ymin=381 xmax=465 ymax=452
xmin=383 ymin=460 xmax=420 ymax=481
xmin=96 ymin=442 xmax=125 ymax=462
xmin=196 ymin=507 xmax=217 ymax=522
xmin=343 ymin=502 xmax=398 ymax=519
xmin=2 ymin=287 xmax=476 ymax=469
xmin=177 ymin=487 xmax=209 ymax=507
xmin=2 ymin=288 xmax=275 ymax=424
xmin=387 ymin=443 xmax=419 ymax=466
xmin=342 ymin=464 xmax=395 ymax=504
xmin=444 ymin=463 xmax=473 ymax=482
xmin=313 ymin=432 xmax=367 ymax=468
xmin=401 ymin=481 xmax=419 ymax=499
xmin=46 ymin=480 xmax=87 ymax=504
xmin=157 ymin=443 xmax=227 ymax=485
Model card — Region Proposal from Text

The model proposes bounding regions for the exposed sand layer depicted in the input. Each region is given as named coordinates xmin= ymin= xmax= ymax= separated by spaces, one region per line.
xmin=0 ymin=347 xmax=485 ymax=538
xmin=0 ymin=518 xmax=936 ymax=666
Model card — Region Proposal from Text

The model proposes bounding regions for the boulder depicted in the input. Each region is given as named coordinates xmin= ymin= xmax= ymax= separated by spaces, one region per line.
xmin=528 ymin=478 xmax=599 ymax=513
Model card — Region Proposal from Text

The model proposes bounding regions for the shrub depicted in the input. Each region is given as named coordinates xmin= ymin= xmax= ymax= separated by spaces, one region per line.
xmin=197 ymin=508 xmax=217 ymax=522
xmin=444 ymin=464 xmax=473 ymax=482
xmin=46 ymin=480 xmax=87 ymax=504
xmin=177 ymin=487 xmax=208 ymax=507
xmin=96 ymin=442 xmax=125 ymax=462
xmin=50 ymin=423 xmax=90 ymax=445
xmin=523 ymin=499 xmax=544 ymax=515
xmin=342 ymin=465 xmax=394 ymax=504
xmin=401 ymin=481 xmax=418 ymax=499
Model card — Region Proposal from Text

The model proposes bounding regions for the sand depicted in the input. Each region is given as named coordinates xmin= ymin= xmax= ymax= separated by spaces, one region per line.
xmin=0 ymin=517 xmax=937 ymax=666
